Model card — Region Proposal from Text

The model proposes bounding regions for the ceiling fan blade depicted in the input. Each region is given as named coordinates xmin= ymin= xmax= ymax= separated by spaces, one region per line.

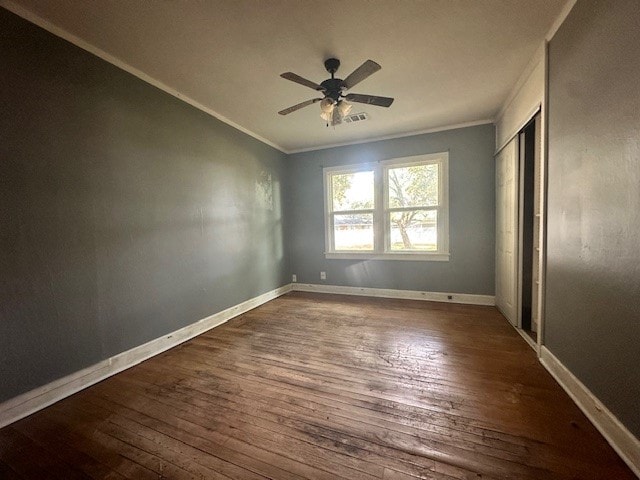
xmin=278 ymin=98 xmax=323 ymax=115
xmin=280 ymin=72 xmax=325 ymax=91
xmin=342 ymin=60 xmax=381 ymax=89
xmin=345 ymin=93 xmax=394 ymax=107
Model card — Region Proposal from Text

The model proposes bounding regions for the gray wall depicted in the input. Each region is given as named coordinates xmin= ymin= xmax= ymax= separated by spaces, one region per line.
xmin=288 ymin=124 xmax=495 ymax=294
xmin=546 ymin=0 xmax=640 ymax=438
xmin=0 ymin=8 xmax=289 ymax=402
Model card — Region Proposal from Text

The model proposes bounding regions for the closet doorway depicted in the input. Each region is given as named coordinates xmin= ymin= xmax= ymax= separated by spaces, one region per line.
xmin=495 ymin=111 xmax=542 ymax=348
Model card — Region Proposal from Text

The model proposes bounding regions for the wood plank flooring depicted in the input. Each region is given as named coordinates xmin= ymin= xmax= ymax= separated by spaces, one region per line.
xmin=0 ymin=292 xmax=635 ymax=479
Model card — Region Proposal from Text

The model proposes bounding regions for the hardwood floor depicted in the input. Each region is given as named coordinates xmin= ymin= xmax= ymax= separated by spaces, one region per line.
xmin=0 ymin=292 xmax=635 ymax=479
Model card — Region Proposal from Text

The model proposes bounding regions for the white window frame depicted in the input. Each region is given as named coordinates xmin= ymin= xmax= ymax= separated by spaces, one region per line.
xmin=324 ymin=152 xmax=449 ymax=261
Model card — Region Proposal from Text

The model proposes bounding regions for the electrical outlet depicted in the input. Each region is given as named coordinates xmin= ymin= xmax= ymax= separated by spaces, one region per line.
xmin=320 ymin=271 xmax=326 ymax=280
xmin=292 ymin=274 xmax=297 ymax=282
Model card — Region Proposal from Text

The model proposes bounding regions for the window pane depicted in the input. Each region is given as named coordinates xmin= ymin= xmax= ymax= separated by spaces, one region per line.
xmin=332 ymin=171 xmax=374 ymax=211
xmin=387 ymin=163 xmax=438 ymax=208
xmin=389 ymin=210 xmax=437 ymax=251
xmin=334 ymin=213 xmax=374 ymax=250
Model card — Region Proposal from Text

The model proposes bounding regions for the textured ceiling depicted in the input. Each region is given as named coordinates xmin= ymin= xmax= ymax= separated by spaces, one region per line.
xmin=3 ymin=0 xmax=566 ymax=152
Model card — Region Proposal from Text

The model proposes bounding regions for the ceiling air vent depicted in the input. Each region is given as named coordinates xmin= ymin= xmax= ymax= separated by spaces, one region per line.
xmin=343 ymin=112 xmax=369 ymax=124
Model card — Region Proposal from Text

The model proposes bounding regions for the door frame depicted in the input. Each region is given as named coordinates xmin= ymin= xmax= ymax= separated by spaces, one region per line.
xmin=496 ymin=105 xmax=544 ymax=352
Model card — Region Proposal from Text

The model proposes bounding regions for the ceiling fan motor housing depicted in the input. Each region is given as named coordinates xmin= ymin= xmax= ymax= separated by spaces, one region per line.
xmin=322 ymin=58 xmax=344 ymax=102
xmin=324 ymin=58 xmax=340 ymax=75
xmin=320 ymin=78 xmax=344 ymax=101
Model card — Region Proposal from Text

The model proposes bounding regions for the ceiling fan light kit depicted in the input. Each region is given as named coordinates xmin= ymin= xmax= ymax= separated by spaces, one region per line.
xmin=278 ymin=57 xmax=394 ymax=127
xmin=338 ymin=100 xmax=353 ymax=117
xmin=320 ymin=97 xmax=334 ymax=114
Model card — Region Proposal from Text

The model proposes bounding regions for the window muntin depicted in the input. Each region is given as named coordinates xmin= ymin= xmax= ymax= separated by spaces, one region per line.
xmin=324 ymin=153 xmax=449 ymax=261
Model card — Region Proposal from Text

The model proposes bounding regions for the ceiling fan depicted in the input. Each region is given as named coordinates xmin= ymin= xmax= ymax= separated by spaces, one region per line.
xmin=278 ymin=58 xmax=394 ymax=126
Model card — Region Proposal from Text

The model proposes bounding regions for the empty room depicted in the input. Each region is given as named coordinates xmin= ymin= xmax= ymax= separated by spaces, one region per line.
xmin=1 ymin=0 xmax=639 ymax=479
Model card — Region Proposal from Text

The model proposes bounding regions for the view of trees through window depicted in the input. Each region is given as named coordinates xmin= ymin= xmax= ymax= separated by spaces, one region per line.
xmin=387 ymin=164 xmax=438 ymax=251
xmin=329 ymin=163 xmax=439 ymax=251
xmin=331 ymin=171 xmax=374 ymax=250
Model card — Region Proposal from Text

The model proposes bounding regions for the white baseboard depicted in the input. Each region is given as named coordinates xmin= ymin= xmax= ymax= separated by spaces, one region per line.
xmin=540 ymin=347 xmax=640 ymax=478
xmin=0 ymin=282 xmax=490 ymax=428
xmin=514 ymin=326 xmax=539 ymax=354
xmin=0 ymin=283 xmax=293 ymax=429
xmin=292 ymin=283 xmax=495 ymax=306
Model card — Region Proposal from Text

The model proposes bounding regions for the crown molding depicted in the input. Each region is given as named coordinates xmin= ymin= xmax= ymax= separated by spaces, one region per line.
xmin=287 ymin=119 xmax=495 ymax=154
xmin=0 ymin=1 xmax=498 ymax=156
xmin=0 ymin=0 xmax=288 ymax=153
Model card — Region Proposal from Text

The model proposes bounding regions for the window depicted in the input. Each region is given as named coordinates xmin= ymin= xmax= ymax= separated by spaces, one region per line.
xmin=324 ymin=153 xmax=449 ymax=261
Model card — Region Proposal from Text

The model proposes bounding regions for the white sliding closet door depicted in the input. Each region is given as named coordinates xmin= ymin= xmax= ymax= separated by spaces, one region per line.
xmin=495 ymin=138 xmax=519 ymax=325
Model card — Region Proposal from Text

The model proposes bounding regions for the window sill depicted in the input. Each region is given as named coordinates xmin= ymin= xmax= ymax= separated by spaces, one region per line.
xmin=324 ymin=252 xmax=450 ymax=262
